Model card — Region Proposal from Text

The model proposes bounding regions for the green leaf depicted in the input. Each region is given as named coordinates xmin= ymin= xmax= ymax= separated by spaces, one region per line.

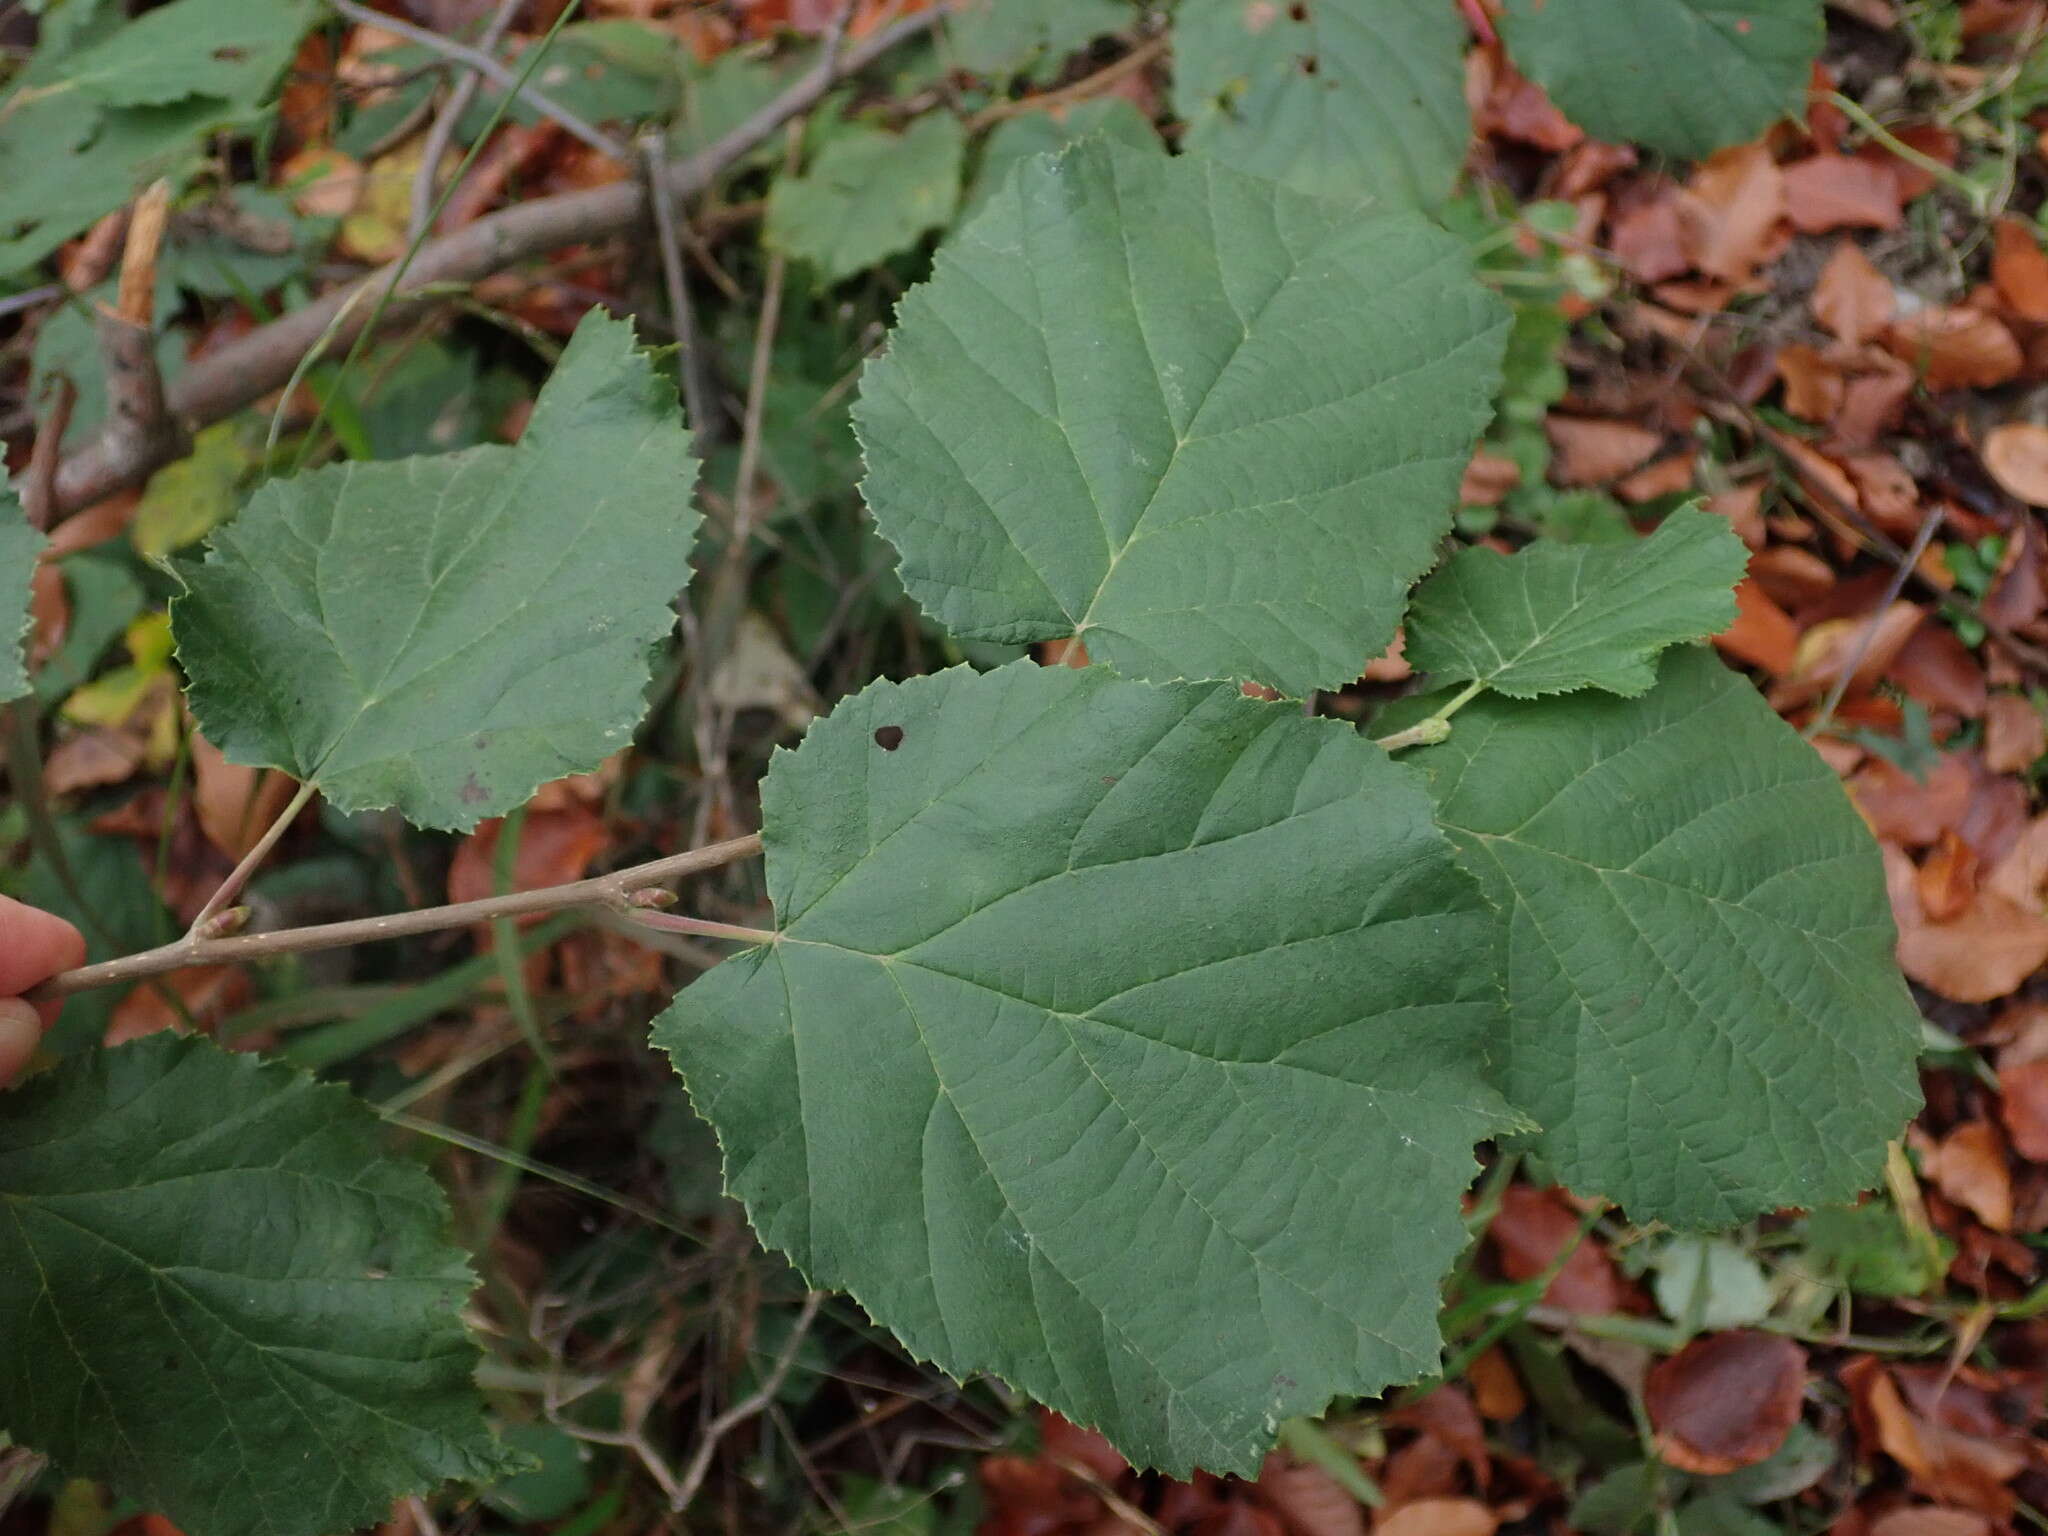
xmin=1172 ymin=0 xmax=1469 ymax=208
xmin=1405 ymin=508 xmax=1748 ymax=698
xmin=0 ymin=1034 xmax=518 ymax=1536
xmin=854 ymin=141 xmax=1508 ymax=695
xmin=1408 ymin=647 xmax=1922 ymax=1227
xmin=1 ymin=478 xmax=44 ymax=703
xmin=947 ymin=0 xmax=1134 ymax=77
xmin=1499 ymin=0 xmax=1823 ymax=159
xmin=966 ymin=98 xmax=1158 ymax=214
xmin=63 ymin=0 xmax=318 ymax=109
xmin=132 ymin=421 xmax=256 ymax=561
xmin=766 ymin=115 xmax=967 ymax=284
xmin=0 ymin=0 xmax=315 ymax=279
xmin=654 ymin=661 xmax=1519 ymax=1478
xmin=173 ymin=309 xmax=699 ymax=831
xmin=1647 ymin=1236 xmax=1772 ymax=1330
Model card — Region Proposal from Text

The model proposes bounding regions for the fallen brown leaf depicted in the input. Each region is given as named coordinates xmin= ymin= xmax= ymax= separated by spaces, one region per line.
xmin=1985 ymin=692 xmax=2046 ymax=773
xmin=1781 ymin=153 xmax=1904 ymax=232
xmin=1644 ymin=1330 xmax=1807 ymax=1475
xmin=1488 ymin=1185 xmax=1638 ymax=1315
xmin=1703 ymin=482 xmax=1768 ymax=548
xmin=1998 ymin=1058 xmax=2048 ymax=1163
xmin=1545 ymin=416 xmax=1663 ymax=485
xmin=1615 ymin=449 xmax=1697 ymax=503
xmin=1916 ymin=830 xmax=1981 ymax=923
xmin=1922 ymin=1120 xmax=2015 ymax=1233
xmin=1460 ymin=447 xmax=1521 ymax=506
xmin=1992 ymin=217 xmax=2048 ymax=322
xmin=1981 ymin=422 xmax=2048 ymax=506
xmin=1885 ymin=843 xmax=2048 ymax=1004
xmin=1776 ymin=602 xmax=1926 ymax=709
xmin=1749 ymin=544 xmax=1836 ymax=607
xmin=1373 ymin=1500 xmax=1495 ymax=1536
xmin=190 ymin=722 xmax=302 ymax=861
xmin=106 ymin=965 xmax=251 ymax=1046
xmin=1713 ymin=579 xmax=1802 ymax=676
xmin=1888 ymin=621 xmax=1988 ymax=718
xmin=1255 ymin=1457 xmax=1365 ymax=1536
xmin=1884 ymin=307 xmax=2023 ymax=390
xmin=1812 ymin=240 xmax=1897 ymax=346
xmin=1777 ymin=343 xmax=1846 ymax=421
xmin=1677 ymin=143 xmax=1788 ymax=282
xmin=1611 ymin=192 xmax=1690 ymax=284
xmin=1869 ymin=1510 xmax=1995 ymax=1536
xmin=1465 ymin=1347 xmax=1525 ymax=1422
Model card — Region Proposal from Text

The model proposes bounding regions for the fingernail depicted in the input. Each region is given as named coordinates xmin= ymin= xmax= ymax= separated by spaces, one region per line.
xmin=0 ymin=998 xmax=43 ymax=1088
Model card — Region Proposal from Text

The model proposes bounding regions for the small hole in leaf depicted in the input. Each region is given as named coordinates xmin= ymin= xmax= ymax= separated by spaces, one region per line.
xmin=1287 ymin=3 xmax=1306 ymax=18
xmin=1299 ymin=54 xmax=1319 ymax=74
xmin=874 ymin=726 xmax=905 ymax=751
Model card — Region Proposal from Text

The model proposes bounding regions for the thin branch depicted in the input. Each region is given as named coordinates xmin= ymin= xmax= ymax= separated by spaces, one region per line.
xmin=22 ymin=376 xmax=75 ymax=532
xmin=409 ymin=0 xmax=527 ymax=243
xmin=34 ymin=832 xmax=764 ymax=1000
xmin=92 ymin=180 xmax=183 ymax=487
xmin=965 ymin=31 xmax=1167 ymax=132
xmin=671 ymin=1292 xmax=825 ymax=1512
xmin=642 ymin=128 xmax=713 ymax=456
xmin=48 ymin=6 xmax=947 ymax=521
xmin=1805 ymin=502 xmax=1945 ymax=739
xmin=186 ymin=778 xmax=317 ymax=937
xmin=328 ymin=0 xmax=630 ymax=164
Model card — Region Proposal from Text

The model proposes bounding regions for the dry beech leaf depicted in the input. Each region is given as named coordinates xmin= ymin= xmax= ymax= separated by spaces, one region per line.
xmin=1615 ymin=449 xmax=1696 ymax=503
xmin=1645 ymin=1330 xmax=1807 ymax=1475
xmin=1887 ymin=622 xmax=1987 ymax=719
xmin=1777 ymin=343 xmax=1845 ymax=421
xmin=1922 ymin=1121 xmax=2014 ymax=1233
xmin=1255 ymin=1456 xmax=1366 ymax=1536
xmin=1544 ymin=416 xmax=1664 ymax=485
xmin=1460 ymin=448 xmax=1521 ymax=506
xmin=106 ymin=965 xmax=251 ymax=1046
xmin=1851 ymin=758 xmax=1973 ymax=846
xmin=1781 ymin=153 xmax=1905 ymax=232
xmin=1749 ymin=544 xmax=1836 ymax=606
xmin=1884 ymin=307 xmax=2023 ymax=390
xmin=1488 ymin=1185 xmax=1637 ymax=1315
xmin=1777 ymin=602 xmax=1925 ymax=708
xmin=1612 ymin=194 xmax=1690 ymax=283
xmin=1703 ymin=482 xmax=1767 ymax=548
xmin=1870 ymin=1511 xmax=1995 ymax=1536
xmin=190 ymin=723 xmax=301 ymax=861
xmin=1998 ymin=1058 xmax=2048 ymax=1162
xmin=1884 ymin=844 xmax=2048 ymax=1004
xmin=1985 ymin=692 xmax=2046 ymax=773
xmin=1915 ymin=831 xmax=1980 ymax=923
xmin=1981 ymin=423 xmax=2048 ymax=507
xmin=1374 ymin=1499 xmax=1497 ymax=1536
xmin=1813 ymin=240 xmax=1896 ymax=346
xmin=1713 ymin=578 xmax=1801 ymax=676
xmin=1991 ymin=216 xmax=2048 ymax=323
xmin=1465 ymin=1347 xmax=1525 ymax=1421
xmin=1677 ymin=143 xmax=1787 ymax=282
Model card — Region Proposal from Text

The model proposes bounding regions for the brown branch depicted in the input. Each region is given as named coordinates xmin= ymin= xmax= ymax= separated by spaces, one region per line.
xmin=33 ymin=832 xmax=764 ymax=1000
xmin=964 ymin=31 xmax=1167 ymax=132
xmin=89 ymin=180 xmax=184 ymax=488
xmin=47 ymin=7 xmax=948 ymax=521
xmin=410 ymin=0 xmax=527 ymax=243
xmin=328 ymin=0 xmax=630 ymax=164
xmin=21 ymin=377 xmax=75 ymax=532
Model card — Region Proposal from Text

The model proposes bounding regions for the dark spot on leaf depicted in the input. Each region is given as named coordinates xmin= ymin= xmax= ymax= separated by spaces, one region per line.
xmin=1299 ymin=54 xmax=1319 ymax=75
xmin=460 ymin=773 xmax=489 ymax=804
xmin=1101 ymin=776 xmax=1119 ymax=786
xmin=1287 ymin=2 xmax=1307 ymax=18
xmin=213 ymin=45 xmax=246 ymax=60
xmin=163 ymin=1354 xmax=181 ymax=1371
xmin=874 ymin=725 xmax=905 ymax=751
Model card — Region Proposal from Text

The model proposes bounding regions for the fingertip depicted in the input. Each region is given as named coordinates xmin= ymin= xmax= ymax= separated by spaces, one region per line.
xmin=0 ymin=998 xmax=43 ymax=1090
xmin=0 ymin=894 xmax=86 ymax=995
